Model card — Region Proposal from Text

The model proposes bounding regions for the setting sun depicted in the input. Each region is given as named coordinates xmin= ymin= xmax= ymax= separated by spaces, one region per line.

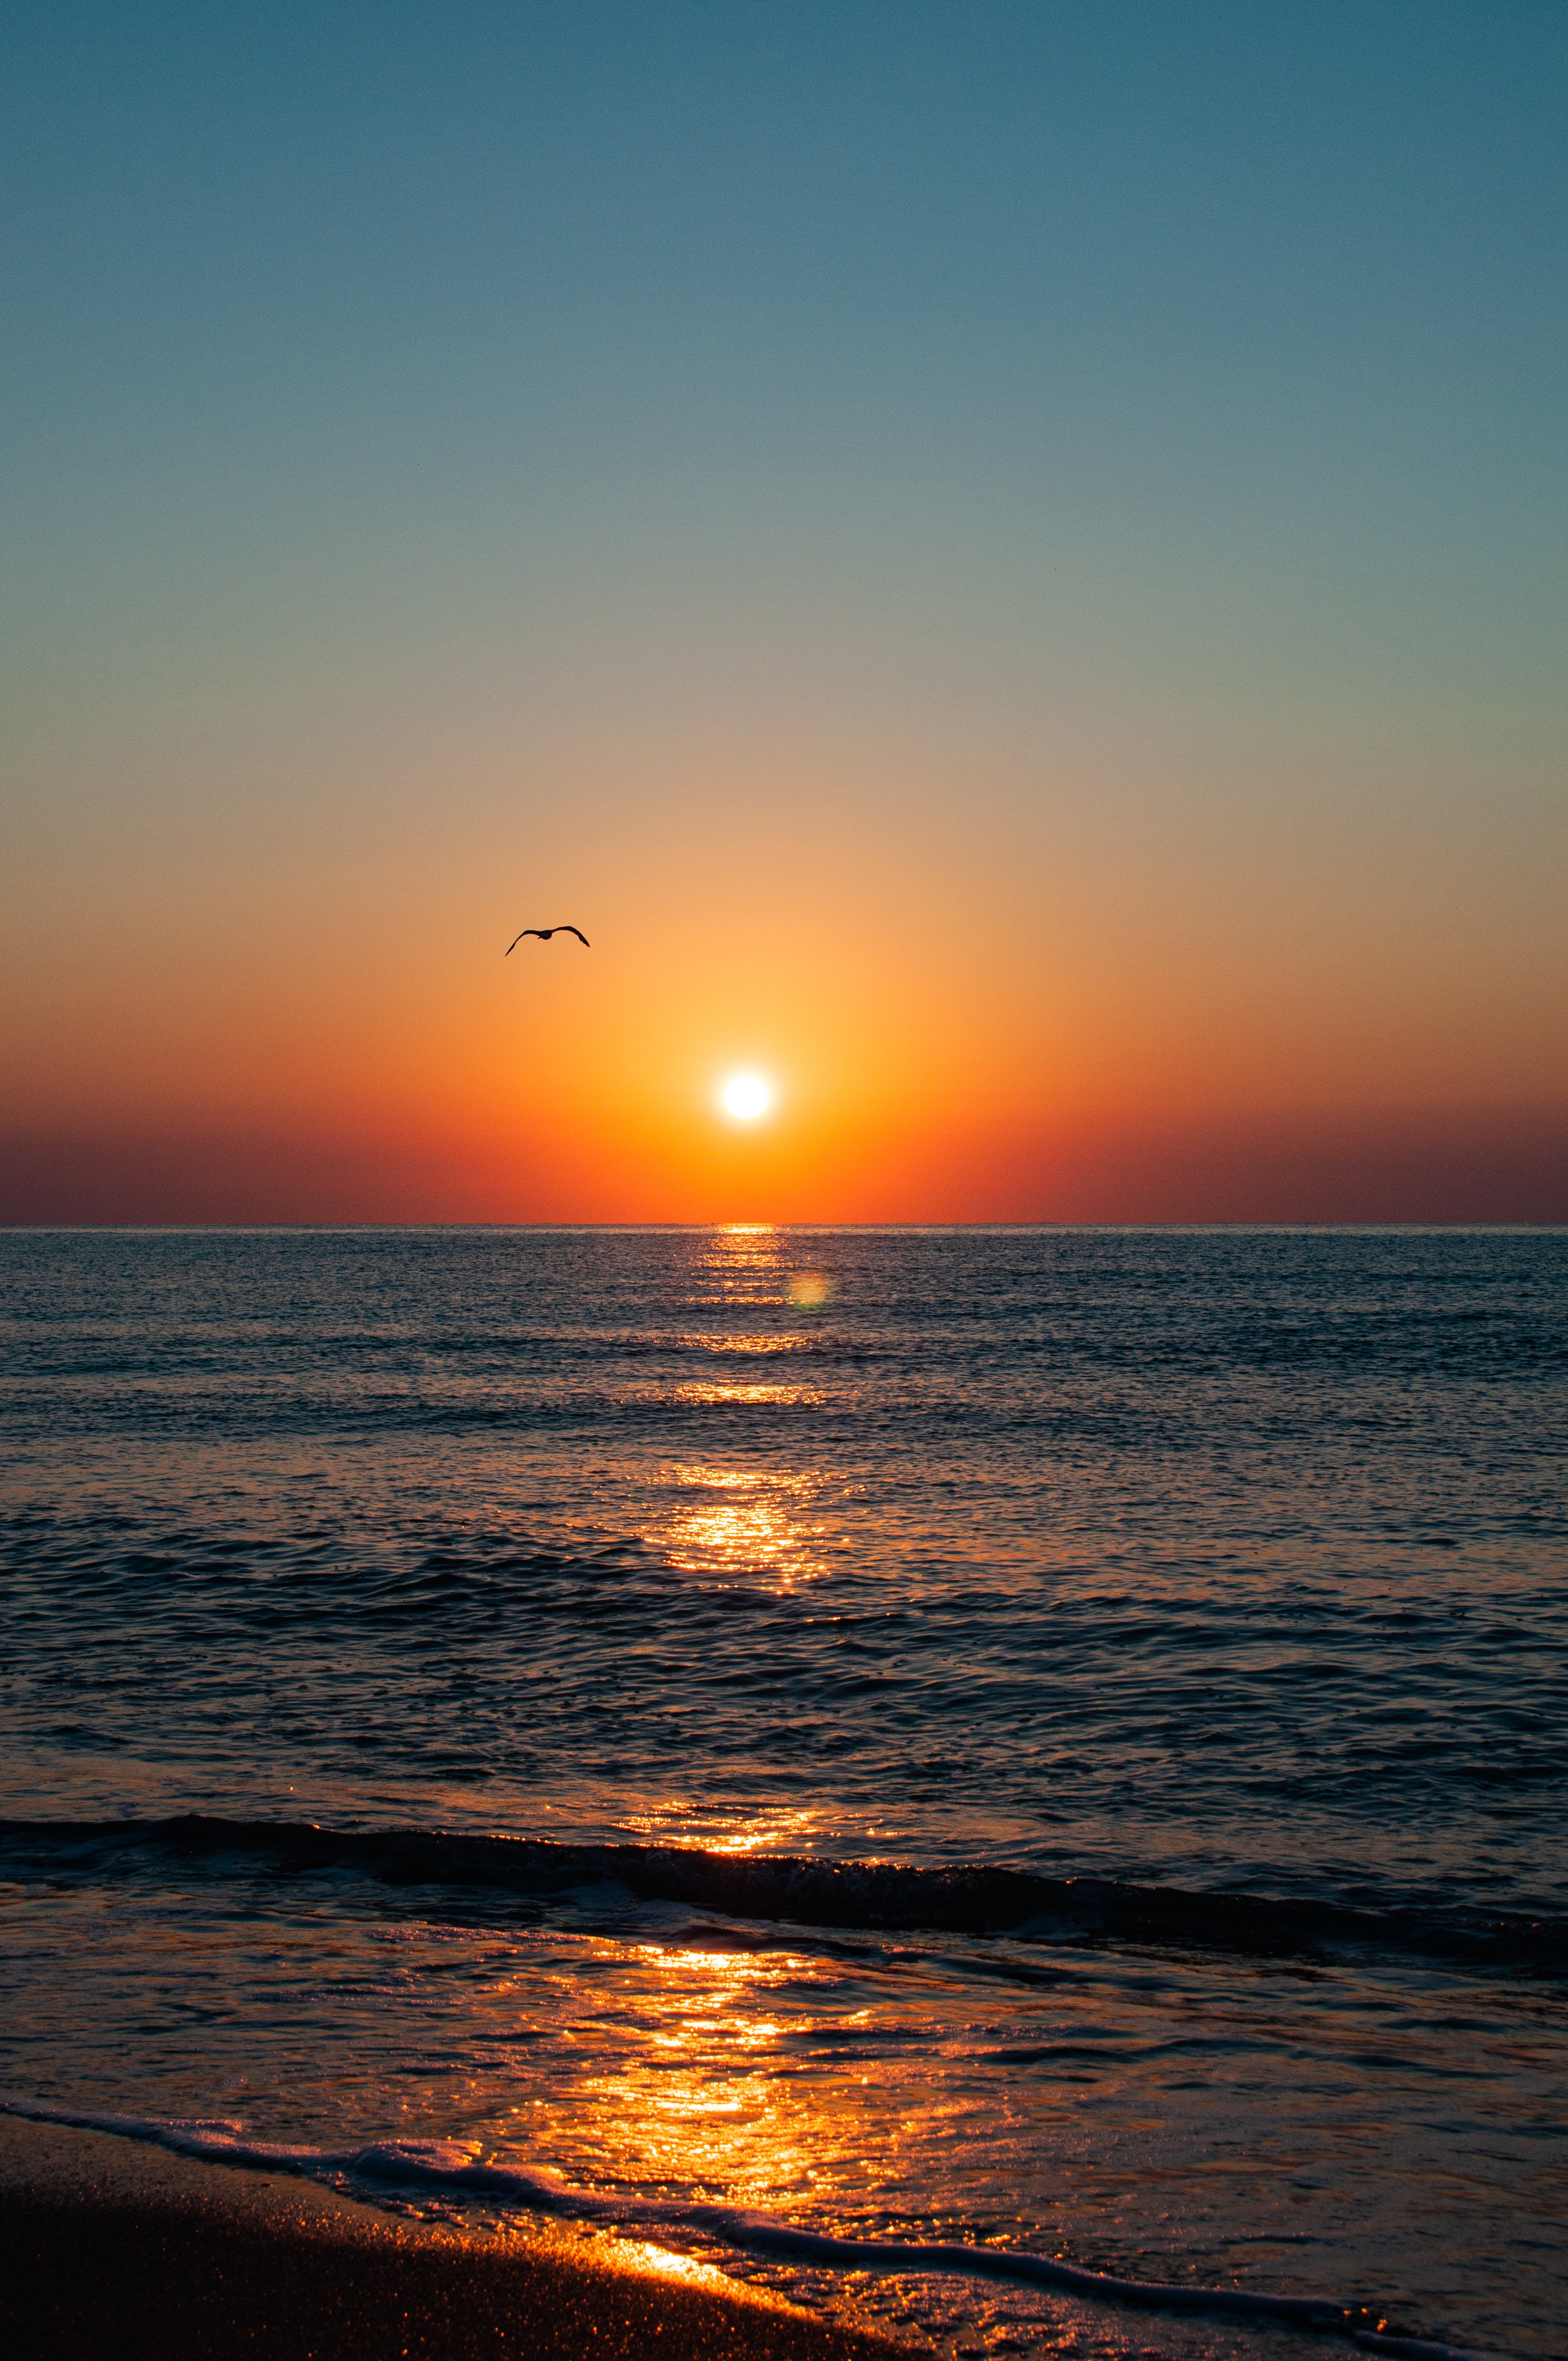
xmin=720 ymin=1074 xmax=772 ymax=1122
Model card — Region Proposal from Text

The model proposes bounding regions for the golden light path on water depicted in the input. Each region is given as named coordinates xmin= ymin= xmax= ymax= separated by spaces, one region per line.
xmin=658 ymin=1466 xmax=829 ymax=1585
xmin=606 ymin=1232 xmax=922 ymax=2281
xmin=506 ymin=1193 xmax=905 ymax=2329
xmin=471 ymin=1916 xmax=926 ymax=2251
xmin=617 ymin=1233 xmax=867 ymax=2231
xmin=635 ymin=1225 xmax=840 ymax=1590
xmin=662 ymin=1384 xmax=824 ymax=1407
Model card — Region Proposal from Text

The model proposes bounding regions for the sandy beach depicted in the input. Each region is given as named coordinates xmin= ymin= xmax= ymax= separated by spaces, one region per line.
xmin=0 ymin=2115 xmax=905 ymax=2360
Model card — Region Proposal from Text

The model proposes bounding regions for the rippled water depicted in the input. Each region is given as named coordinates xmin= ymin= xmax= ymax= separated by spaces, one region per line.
xmin=2 ymin=1226 xmax=1565 ymax=2356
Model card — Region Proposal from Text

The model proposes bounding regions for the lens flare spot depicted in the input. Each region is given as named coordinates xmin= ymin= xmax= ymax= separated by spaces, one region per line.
xmin=787 ymin=1271 xmax=831 ymax=1311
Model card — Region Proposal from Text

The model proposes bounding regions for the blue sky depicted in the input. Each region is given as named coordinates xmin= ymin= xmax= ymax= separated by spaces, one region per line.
xmin=7 ymin=2 xmax=1562 ymax=701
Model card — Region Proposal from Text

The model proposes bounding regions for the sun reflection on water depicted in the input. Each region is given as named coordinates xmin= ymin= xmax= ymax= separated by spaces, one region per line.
xmin=665 ymin=1382 xmax=823 ymax=1407
xmin=607 ymin=2240 xmax=738 ymax=2290
xmin=659 ymin=1464 xmax=826 ymax=1587
xmin=542 ymin=1939 xmax=834 ymax=2219
xmin=690 ymin=1225 xmax=835 ymax=1319
xmin=700 ymin=1226 xmax=784 ymax=1300
xmin=677 ymin=1332 xmax=812 ymax=1355
xmin=622 ymin=1803 xmax=824 ymax=1856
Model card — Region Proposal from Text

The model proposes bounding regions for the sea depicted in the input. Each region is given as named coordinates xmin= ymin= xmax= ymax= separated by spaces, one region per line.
xmin=1 ymin=1225 xmax=1564 ymax=2359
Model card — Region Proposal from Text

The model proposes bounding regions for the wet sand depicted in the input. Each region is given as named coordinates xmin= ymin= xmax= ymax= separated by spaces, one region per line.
xmin=0 ymin=2116 xmax=905 ymax=2359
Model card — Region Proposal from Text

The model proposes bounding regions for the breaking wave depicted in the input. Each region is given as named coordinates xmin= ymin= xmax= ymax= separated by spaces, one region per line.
xmin=2 ymin=1814 xmax=1562 ymax=1973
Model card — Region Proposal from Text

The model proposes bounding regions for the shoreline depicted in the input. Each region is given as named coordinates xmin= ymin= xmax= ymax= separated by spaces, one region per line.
xmin=0 ymin=2115 xmax=906 ymax=2359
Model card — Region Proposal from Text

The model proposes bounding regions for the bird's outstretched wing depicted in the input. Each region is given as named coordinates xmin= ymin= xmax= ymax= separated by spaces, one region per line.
xmin=505 ymin=925 xmax=591 ymax=954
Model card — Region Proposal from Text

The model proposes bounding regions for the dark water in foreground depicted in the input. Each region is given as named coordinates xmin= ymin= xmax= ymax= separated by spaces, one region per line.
xmin=1 ymin=1226 xmax=1564 ymax=2356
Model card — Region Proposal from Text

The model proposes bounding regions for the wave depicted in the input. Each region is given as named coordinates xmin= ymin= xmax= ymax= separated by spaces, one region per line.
xmin=0 ymin=2093 xmax=1442 ymax=2346
xmin=2 ymin=1814 xmax=1563 ymax=1973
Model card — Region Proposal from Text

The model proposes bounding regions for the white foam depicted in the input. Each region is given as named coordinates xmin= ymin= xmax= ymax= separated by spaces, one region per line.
xmin=0 ymin=2092 xmax=1491 ymax=2342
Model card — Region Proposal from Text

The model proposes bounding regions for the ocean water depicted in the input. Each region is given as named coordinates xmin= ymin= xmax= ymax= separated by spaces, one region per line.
xmin=1 ymin=1225 xmax=1564 ymax=2358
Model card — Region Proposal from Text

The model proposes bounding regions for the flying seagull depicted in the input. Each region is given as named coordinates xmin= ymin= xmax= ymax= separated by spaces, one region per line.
xmin=506 ymin=926 xmax=590 ymax=952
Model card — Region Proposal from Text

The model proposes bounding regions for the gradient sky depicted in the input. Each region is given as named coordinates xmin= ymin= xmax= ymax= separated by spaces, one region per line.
xmin=3 ymin=1 xmax=1564 ymax=1221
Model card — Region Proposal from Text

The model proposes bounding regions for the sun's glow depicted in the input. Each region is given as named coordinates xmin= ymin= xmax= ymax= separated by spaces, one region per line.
xmin=720 ymin=1073 xmax=771 ymax=1120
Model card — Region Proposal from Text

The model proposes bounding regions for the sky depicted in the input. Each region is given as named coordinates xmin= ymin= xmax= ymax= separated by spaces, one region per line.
xmin=2 ymin=0 xmax=1564 ymax=1222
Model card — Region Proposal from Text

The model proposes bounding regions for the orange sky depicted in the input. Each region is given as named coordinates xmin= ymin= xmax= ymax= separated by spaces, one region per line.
xmin=4 ymin=710 xmax=1564 ymax=1222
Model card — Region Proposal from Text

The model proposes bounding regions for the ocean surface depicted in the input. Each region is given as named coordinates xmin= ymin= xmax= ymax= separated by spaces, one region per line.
xmin=2 ymin=1225 xmax=1564 ymax=2358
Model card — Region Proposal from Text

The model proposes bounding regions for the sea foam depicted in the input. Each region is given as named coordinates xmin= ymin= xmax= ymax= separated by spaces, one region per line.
xmin=0 ymin=2090 xmax=1466 ymax=2346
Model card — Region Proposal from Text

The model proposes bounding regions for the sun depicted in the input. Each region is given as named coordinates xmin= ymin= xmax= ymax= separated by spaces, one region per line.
xmin=720 ymin=1073 xmax=771 ymax=1121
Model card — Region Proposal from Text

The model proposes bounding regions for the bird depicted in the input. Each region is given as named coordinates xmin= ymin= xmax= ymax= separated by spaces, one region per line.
xmin=505 ymin=926 xmax=590 ymax=952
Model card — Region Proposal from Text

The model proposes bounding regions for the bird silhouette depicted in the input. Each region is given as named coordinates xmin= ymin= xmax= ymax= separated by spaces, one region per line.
xmin=506 ymin=926 xmax=590 ymax=952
